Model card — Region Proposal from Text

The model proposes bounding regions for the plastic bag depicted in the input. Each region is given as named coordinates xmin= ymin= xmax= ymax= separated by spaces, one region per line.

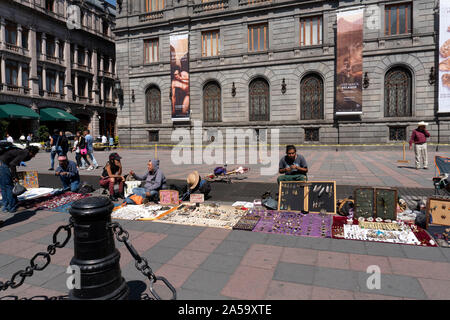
xmin=12 ymin=183 xmax=27 ymax=196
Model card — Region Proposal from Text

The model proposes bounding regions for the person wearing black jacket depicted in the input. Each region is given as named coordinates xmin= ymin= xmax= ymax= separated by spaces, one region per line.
xmin=0 ymin=146 xmax=39 ymax=213
xmin=59 ymin=131 xmax=69 ymax=156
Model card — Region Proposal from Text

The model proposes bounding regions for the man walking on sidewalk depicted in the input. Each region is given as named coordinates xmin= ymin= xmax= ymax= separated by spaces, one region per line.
xmin=409 ymin=121 xmax=430 ymax=170
xmin=83 ymin=130 xmax=99 ymax=171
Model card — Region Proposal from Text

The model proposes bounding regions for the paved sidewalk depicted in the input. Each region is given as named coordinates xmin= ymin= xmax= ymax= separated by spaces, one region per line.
xmin=0 ymin=209 xmax=449 ymax=300
xmin=27 ymin=147 xmax=449 ymax=188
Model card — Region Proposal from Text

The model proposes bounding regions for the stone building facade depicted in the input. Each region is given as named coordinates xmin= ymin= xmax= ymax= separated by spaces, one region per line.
xmin=0 ymin=0 xmax=118 ymax=138
xmin=114 ymin=0 xmax=449 ymax=146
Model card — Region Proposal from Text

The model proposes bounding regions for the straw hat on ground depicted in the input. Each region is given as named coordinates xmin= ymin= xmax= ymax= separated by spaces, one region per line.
xmin=187 ymin=171 xmax=200 ymax=190
xmin=417 ymin=121 xmax=428 ymax=126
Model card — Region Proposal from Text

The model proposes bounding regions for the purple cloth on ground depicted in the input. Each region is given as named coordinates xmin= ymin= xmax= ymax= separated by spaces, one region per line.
xmin=248 ymin=207 xmax=332 ymax=238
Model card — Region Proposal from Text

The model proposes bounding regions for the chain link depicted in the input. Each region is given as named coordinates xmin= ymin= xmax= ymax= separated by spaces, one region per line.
xmin=0 ymin=219 xmax=73 ymax=292
xmin=108 ymin=222 xmax=176 ymax=300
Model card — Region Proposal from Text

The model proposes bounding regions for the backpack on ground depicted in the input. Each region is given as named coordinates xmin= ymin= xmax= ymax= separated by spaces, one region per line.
xmin=337 ymin=198 xmax=355 ymax=216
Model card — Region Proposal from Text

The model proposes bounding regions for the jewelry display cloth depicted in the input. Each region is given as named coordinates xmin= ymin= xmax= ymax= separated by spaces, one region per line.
xmin=247 ymin=207 xmax=332 ymax=238
xmin=111 ymin=204 xmax=174 ymax=221
xmin=332 ymin=216 xmax=437 ymax=247
xmin=21 ymin=192 xmax=90 ymax=210
xmin=157 ymin=203 xmax=247 ymax=229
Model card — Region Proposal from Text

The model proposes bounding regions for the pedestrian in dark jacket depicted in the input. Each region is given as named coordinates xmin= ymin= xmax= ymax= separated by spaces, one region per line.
xmin=0 ymin=146 xmax=39 ymax=213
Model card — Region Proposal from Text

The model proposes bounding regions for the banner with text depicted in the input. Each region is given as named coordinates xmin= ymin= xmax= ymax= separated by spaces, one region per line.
xmin=336 ymin=8 xmax=364 ymax=115
xmin=170 ymin=32 xmax=190 ymax=121
xmin=439 ymin=0 xmax=450 ymax=113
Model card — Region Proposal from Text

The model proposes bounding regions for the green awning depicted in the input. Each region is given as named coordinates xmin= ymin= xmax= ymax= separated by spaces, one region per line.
xmin=0 ymin=104 xmax=40 ymax=120
xmin=39 ymin=108 xmax=79 ymax=122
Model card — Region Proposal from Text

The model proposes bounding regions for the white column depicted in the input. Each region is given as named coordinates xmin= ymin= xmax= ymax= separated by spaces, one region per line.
xmin=41 ymin=33 xmax=46 ymax=57
xmin=56 ymin=71 xmax=60 ymax=93
xmin=17 ymin=24 xmax=22 ymax=47
xmin=100 ymin=78 xmax=104 ymax=102
xmin=108 ymin=57 xmax=113 ymax=73
xmin=74 ymin=73 xmax=78 ymax=100
xmin=1 ymin=56 xmax=6 ymax=89
xmin=100 ymin=55 xmax=104 ymax=73
xmin=42 ymin=66 xmax=47 ymax=96
xmin=18 ymin=63 xmax=22 ymax=87
xmin=0 ymin=18 xmax=5 ymax=47
xmin=74 ymin=44 xmax=78 ymax=66
xmin=84 ymin=78 xmax=88 ymax=98
xmin=85 ymin=49 xmax=89 ymax=67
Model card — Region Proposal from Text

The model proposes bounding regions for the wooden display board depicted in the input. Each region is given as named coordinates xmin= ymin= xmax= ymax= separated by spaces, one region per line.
xmin=278 ymin=181 xmax=336 ymax=214
xmin=426 ymin=197 xmax=450 ymax=227
xmin=375 ymin=188 xmax=398 ymax=220
xmin=354 ymin=187 xmax=397 ymax=220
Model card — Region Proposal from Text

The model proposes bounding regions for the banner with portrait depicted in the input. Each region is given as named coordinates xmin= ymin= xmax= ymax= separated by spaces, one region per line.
xmin=439 ymin=0 xmax=450 ymax=113
xmin=336 ymin=8 xmax=364 ymax=115
xmin=170 ymin=32 xmax=190 ymax=121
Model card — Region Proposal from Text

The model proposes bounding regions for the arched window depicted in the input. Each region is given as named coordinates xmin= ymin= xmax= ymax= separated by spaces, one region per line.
xmin=203 ymin=81 xmax=221 ymax=122
xmin=385 ymin=67 xmax=412 ymax=117
xmin=249 ymin=78 xmax=269 ymax=121
xmin=146 ymin=86 xmax=161 ymax=123
xmin=301 ymin=74 xmax=324 ymax=120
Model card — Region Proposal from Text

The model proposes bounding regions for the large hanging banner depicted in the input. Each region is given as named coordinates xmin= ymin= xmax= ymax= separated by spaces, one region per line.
xmin=439 ymin=0 xmax=450 ymax=113
xmin=170 ymin=32 xmax=190 ymax=121
xmin=336 ymin=8 xmax=364 ymax=115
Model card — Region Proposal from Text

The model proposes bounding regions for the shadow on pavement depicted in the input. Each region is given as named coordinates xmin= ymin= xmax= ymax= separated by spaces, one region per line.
xmin=127 ymin=280 xmax=152 ymax=300
xmin=1 ymin=209 xmax=37 ymax=227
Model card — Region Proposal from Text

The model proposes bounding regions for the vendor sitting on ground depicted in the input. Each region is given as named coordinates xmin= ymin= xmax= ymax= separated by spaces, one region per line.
xmin=181 ymin=171 xmax=211 ymax=201
xmin=100 ymin=152 xmax=125 ymax=201
xmin=55 ymin=156 xmax=80 ymax=192
xmin=129 ymin=159 xmax=167 ymax=201
xmin=277 ymin=145 xmax=308 ymax=184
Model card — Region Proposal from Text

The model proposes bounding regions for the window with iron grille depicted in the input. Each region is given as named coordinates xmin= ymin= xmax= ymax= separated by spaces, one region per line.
xmin=203 ymin=82 xmax=221 ymax=122
xmin=149 ymin=131 xmax=159 ymax=142
xmin=301 ymin=74 xmax=324 ymax=120
xmin=202 ymin=30 xmax=220 ymax=57
xmin=385 ymin=3 xmax=412 ymax=35
xmin=300 ymin=16 xmax=322 ymax=46
xmin=144 ymin=39 xmax=159 ymax=63
xmin=249 ymin=78 xmax=270 ymax=121
xmin=146 ymin=86 xmax=161 ymax=124
xmin=305 ymin=128 xmax=319 ymax=142
xmin=384 ymin=67 xmax=412 ymax=117
xmin=248 ymin=24 xmax=268 ymax=52
xmin=389 ymin=127 xmax=406 ymax=141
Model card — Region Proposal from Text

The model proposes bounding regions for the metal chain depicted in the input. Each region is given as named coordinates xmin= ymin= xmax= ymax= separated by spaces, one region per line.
xmin=108 ymin=222 xmax=177 ymax=300
xmin=0 ymin=219 xmax=73 ymax=292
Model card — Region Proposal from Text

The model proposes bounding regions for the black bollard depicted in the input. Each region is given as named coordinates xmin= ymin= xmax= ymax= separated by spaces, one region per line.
xmin=68 ymin=196 xmax=129 ymax=300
